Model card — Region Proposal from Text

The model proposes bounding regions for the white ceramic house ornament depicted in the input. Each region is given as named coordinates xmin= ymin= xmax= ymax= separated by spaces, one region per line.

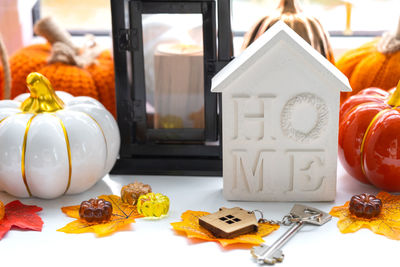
xmin=211 ymin=21 xmax=351 ymax=201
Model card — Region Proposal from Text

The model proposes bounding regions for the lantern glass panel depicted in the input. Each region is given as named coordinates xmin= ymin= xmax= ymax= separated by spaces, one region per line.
xmin=142 ymin=14 xmax=205 ymax=132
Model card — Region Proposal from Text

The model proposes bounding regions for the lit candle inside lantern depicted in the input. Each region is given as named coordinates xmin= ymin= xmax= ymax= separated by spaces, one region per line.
xmin=153 ymin=43 xmax=204 ymax=129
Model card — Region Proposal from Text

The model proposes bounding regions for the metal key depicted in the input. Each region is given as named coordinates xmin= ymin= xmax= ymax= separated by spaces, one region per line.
xmin=251 ymin=204 xmax=331 ymax=265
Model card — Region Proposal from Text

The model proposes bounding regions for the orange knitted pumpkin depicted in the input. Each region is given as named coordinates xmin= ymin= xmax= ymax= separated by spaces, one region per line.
xmin=337 ymin=19 xmax=400 ymax=103
xmin=0 ymin=17 xmax=116 ymax=116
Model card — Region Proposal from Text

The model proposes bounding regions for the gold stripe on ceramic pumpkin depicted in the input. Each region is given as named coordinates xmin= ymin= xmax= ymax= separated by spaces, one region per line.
xmin=241 ymin=0 xmax=334 ymax=64
xmin=21 ymin=114 xmax=37 ymax=196
xmin=51 ymin=114 xmax=72 ymax=195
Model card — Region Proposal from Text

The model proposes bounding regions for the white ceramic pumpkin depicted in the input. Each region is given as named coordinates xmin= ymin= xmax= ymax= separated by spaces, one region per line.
xmin=0 ymin=72 xmax=120 ymax=199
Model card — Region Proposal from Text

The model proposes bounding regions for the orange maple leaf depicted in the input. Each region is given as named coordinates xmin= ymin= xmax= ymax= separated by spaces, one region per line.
xmin=58 ymin=195 xmax=143 ymax=237
xmin=171 ymin=210 xmax=280 ymax=247
xmin=330 ymin=192 xmax=400 ymax=240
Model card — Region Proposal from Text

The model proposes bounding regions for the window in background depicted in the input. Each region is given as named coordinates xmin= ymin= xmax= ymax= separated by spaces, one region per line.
xmin=37 ymin=0 xmax=399 ymax=36
xmin=39 ymin=0 xmax=111 ymax=35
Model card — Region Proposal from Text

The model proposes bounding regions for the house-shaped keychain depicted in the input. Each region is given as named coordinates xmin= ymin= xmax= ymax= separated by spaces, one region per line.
xmin=199 ymin=207 xmax=258 ymax=238
xmin=211 ymin=21 xmax=351 ymax=201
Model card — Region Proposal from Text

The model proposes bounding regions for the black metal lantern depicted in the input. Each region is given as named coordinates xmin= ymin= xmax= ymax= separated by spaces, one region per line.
xmin=110 ymin=0 xmax=233 ymax=175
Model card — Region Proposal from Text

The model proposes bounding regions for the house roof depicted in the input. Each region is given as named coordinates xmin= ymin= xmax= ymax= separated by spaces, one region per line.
xmin=211 ymin=21 xmax=352 ymax=93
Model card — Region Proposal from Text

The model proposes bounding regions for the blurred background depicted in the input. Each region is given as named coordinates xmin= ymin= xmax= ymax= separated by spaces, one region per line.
xmin=38 ymin=0 xmax=400 ymax=36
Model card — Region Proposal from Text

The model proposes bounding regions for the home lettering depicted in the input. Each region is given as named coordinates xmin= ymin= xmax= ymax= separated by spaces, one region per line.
xmin=230 ymin=94 xmax=328 ymax=194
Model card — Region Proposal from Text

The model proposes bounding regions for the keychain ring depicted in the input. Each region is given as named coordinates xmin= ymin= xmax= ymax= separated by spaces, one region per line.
xmin=251 ymin=210 xmax=283 ymax=225
xmin=250 ymin=209 xmax=265 ymax=222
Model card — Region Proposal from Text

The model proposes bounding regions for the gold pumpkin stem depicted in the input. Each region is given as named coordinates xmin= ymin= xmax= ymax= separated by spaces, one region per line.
xmin=387 ymin=80 xmax=400 ymax=107
xmin=278 ymin=0 xmax=302 ymax=14
xmin=20 ymin=72 xmax=65 ymax=113
xmin=396 ymin=17 xmax=400 ymax=40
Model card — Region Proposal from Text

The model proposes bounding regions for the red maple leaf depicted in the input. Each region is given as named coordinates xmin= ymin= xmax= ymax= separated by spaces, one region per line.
xmin=0 ymin=200 xmax=43 ymax=240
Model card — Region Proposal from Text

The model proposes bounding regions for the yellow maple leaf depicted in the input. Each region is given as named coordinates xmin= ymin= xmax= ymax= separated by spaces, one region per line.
xmin=171 ymin=210 xmax=280 ymax=247
xmin=58 ymin=195 xmax=143 ymax=237
xmin=330 ymin=192 xmax=400 ymax=240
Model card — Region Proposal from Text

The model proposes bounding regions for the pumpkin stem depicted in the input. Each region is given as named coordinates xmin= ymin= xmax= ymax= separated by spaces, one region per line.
xmin=20 ymin=72 xmax=65 ymax=113
xmin=278 ymin=0 xmax=302 ymax=14
xmin=34 ymin=17 xmax=79 ymax=53
xmin=377 ymin=17 xmax=400 ymax=54
xmin=387 ymin=80 xmax=400 ymax=107
xmin=33 ymin=17 xmax=101 ymax=68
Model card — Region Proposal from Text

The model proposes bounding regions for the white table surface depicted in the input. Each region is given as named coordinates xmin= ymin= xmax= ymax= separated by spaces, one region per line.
xmin=0 ymin=162 xmax=399 ymax=267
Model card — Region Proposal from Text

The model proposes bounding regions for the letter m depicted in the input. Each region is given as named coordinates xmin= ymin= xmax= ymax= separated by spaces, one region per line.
xmin=232 ymin=150 xmax=274 ymax=193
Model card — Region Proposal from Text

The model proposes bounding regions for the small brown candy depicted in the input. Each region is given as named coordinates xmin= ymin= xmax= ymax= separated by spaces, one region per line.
xmin=79 ymin=198 xmax=113 ymax=223
xmin=121 ymin=182 xmax=152 ymax=205
xmin=349 ymin=193 xmax=382 ymax=219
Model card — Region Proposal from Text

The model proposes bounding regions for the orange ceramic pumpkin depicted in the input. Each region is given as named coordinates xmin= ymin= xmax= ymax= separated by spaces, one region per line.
xmin=339 ymin=81 xmax=400 ymax=191
xmin=337 ymin=20 xmax=400 ymax=103
xmin=0 ymin=17 xmax=116 ymax=116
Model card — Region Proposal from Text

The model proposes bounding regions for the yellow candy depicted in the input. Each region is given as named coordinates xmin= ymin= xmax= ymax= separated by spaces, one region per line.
xmin=137 ymin=193 xmax=169 ymax=217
